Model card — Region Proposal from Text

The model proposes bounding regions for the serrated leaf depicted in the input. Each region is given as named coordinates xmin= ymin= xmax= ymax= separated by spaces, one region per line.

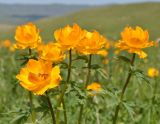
xmin=133 ymin=70 xmax=151 ymax=85
xmin=101 ymin=89 xmax=116 ymax=99
xmin=65 ymin=84 xmax=72 ymax=94
xmin=123 ymin=102 xmax=135 ymax=120
xmin=97 ymin=69 xmax=109 ymax=79
xmin=10 ymin=114 xmax=28 ymax=124
xmin=38 ymin=96 xmax=49 ymax=109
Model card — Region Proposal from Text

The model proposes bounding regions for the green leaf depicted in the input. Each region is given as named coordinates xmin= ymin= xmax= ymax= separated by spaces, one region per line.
xmin=60 ymin=62 xmax=68 ymax=69
xmin=73 ymin=55 xmax=88 ymax=62
xmin=116 ymin=55 xmax=131 ymax=64
xmin=97 ymin=69 xmax=109 ymax=79
xmin=133 ymin=69 xmax=151 ymax=85
xmin=65 ymin=84 xmax=72 ymax=94
xmin=38 ymin=96 xmax=49 ymax=109
xmin=123 ymin=101 xmax=135 ymax=120
xmin=101 ymin=89 xmax=115 ymax=98
xmin=90 ymin=64 xmax=101 ymax=69
xmin=20 ymin=59 xmax=28 ymax=66
xmin=74 ymin=86 xmax=87 ymax=99
xmin=10 ymin=114 xmax=28 ymax=124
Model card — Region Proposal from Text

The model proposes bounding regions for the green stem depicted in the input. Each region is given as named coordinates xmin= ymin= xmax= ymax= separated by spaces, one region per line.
xmin=152 ymin=77 xmax=158 ymax=103
xmin=150 ymin=77 xmax=158 ymax=123
xmin=28 ymin=48 xmax=35 ymax=123
xmin=66 ymin=49 xmax=72 ymax=85
xmin=113 ymin=53 xmax=136 ymax=124
xmin=78 ymin=54 xmax=92 ymax=124
xmin=28 ymin=91 xmax=35 ymax=123
xmin=56 ymin=49 xmax=72 ymax=124
xmin=46 ymin=92 xmax=56 ymax=124
xmin=62 ymin=97 xmax=67 ymax=124
xmin=29 ymin=48 xmax=32 ymax=55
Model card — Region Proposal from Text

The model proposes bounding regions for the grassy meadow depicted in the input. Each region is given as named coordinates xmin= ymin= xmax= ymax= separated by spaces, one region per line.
xmin=0 ymin=2 xmax=160 ymax=124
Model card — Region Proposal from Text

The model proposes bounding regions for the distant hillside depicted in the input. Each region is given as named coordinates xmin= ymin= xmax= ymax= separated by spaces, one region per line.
xmin=1 ymin=2 xmax=160 ymax=41
xmin=35 ymin=2 xmax=160 ymax=41
xmin=0 ymin=4 xmax=90 ymax=24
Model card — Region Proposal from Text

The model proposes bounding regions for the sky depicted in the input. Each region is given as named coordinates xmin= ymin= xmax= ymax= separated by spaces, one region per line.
xmin=0 ymin=0 xmax=159 ymax=5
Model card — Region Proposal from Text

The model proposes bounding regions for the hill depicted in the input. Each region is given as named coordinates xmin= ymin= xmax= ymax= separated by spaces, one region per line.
xmin=1 ymin=2 xmax=160 ymax=41
xmin=0 ymin=4 xmax=89 ymax=25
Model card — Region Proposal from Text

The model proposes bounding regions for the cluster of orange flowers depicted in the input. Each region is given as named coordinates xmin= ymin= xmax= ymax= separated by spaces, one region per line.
xmin=14 ymin=22 xmax=156 ymax=95
xmin=15 ymin=23 xmax=107 ymax=95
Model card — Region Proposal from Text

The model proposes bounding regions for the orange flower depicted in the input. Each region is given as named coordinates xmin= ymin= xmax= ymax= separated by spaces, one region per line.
xmin=148 ymin=68 xmax=159 ymax=78
xmin=97 ymin=50 xmax=108 ymax=57
xmin=76 ymin=31 xmax=106 ymax=55
xmin=37 ymin=42 xmax=65 ymax=63
xmin=87 ymin=82 xmax=101 ymax=91
xmin=54 ymin=23 xmax=86 ymax=50
xmin=15 ymin=23 xmax=41 ymax=49
xmin=115 ymin=26 xmax=154 ymax=58
xmin=2 ymin=40 xmax=11 ymax=48
xmin=16 ymin=59 xmax=61 ymax=95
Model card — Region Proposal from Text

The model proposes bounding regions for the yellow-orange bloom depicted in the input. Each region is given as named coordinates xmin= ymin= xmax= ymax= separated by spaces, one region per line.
xmin=54 ymin=23 xmax=86 ymax=50
xmin=37 ymin=42 xmax=65 ymax=63
xmin=15 ymin=23 xmax=41 ymax=49
xmin=76 ymin=31 xmax=106 ymax=55
xmin=2 ymin=40 xmax=12 ymax=48
xmin=87 ymin=82 xmax=101 ymax=91
xmin=115 ymin=26 xmax=154 ymax=58
xmin=148 ymin=68 xmax=159 ymax=78
xmin=16 ymin=59 xmax=61 ymax=95
xmin=97 ymin=50 xmax=108 ymax=57
xmin=87 ymin=82 xmax=102 ymax=96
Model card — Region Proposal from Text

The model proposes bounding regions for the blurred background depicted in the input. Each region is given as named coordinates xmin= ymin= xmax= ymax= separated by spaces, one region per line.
xmin=0 ymin=0 xmax=160 ymax=41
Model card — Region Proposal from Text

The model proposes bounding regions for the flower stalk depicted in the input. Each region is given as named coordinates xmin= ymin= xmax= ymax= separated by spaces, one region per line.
xmin=78 ymin=54 xmax=92 ymax=124
xmin=113 ymin=53 xmax=136 ymax=124
xmin=56 ymin=49 xmax=72 ymax=124
xmin=28 ymin=91 xmax=35 ymax=123
xmin=28 ymin=48 xmax=35 ymax=123
xmin=46 ymin=92 xmax=56 ymax=124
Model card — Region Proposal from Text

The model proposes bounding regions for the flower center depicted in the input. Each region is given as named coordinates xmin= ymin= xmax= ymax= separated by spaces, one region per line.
xmin=28 ymin=72 xmax=49 ymax=83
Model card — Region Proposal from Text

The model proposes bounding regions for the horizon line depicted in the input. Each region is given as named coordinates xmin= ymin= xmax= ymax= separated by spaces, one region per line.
xmin=0 ymin=1 xmax=159 ymax=6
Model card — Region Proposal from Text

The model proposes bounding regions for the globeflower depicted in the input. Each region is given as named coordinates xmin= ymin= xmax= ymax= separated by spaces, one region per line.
xmin=16 ymin=59 xmax=61 ymax=95
xmin=76 ymin=31 xmax=106 ymax=55
xmin=54 ymin=23 xmax=86 ymax=50
xmin=97 ymin=50 xmax=108 ymax=57
xmin=37 ymin=42 xmax=65 ymax=63
xmin=115 ymin=26 xmax=154 ymax=58
xmin=87 ymin=82 xmax=102 ymax=96
xmin=15 ymin=23 xmax=41 ymax=49
xmin=2 ymin=40 xmax=11 ymax=48
xmin=148 ymin=68 xmax=159 ymax=78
